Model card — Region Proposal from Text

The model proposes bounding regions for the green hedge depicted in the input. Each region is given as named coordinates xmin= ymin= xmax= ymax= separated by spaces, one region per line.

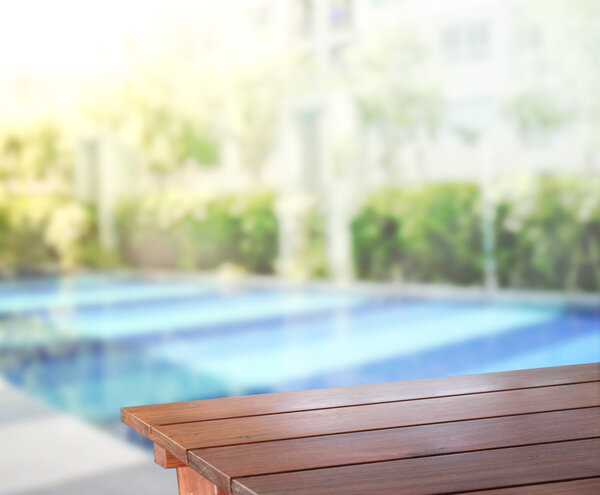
xmin=351 ymin=183 xmax=483 ymax=284
xmin=0 ymin=194 xmax=96 ymax=273
xmin=352 ymin=177 xmax=600 ymax=291
xmin=0 ymin=123 xmax=71 ymax=182
xmin=495 ymin=175 xmax=600 ymax=291
xmin=1 ymin=177 xmax=598 ymax=291
xmin=117 ymin=191 xmax=279 ymax=273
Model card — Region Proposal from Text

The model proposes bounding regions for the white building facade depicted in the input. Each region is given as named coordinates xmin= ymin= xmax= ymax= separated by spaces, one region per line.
xmin=236 ymin=0 xmax=596 ymax=280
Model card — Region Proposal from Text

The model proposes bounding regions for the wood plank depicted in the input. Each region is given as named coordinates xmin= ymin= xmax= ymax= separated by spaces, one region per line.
xmin=463 ymin=478 xmax=600 ymax=494
xmin=177 ymin=467 xmax=227 ymax=495
xmin=121 ymin=363 xmax=599 ymax=437
xmin=154 ymin=381 xmax=599 ymax=461
xmin=154 ymin=444 xmax=186 ymax=469
xmin=231 ymin=438 xmax=600 ymax=495
xmin=188 ymin=408 xmax=600 ymax=490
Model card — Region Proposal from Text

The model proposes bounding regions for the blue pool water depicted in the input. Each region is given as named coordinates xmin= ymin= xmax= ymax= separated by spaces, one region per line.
xmin=0 ymin=274 xmax=598 ymax=444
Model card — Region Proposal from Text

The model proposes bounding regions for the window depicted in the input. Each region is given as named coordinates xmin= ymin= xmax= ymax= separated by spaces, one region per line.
xmin=442 ymin=22 xmax=491 ymax=62
xmin=465 ymin=23 xmax=490 ymax=59
xmin=443 ymin=28 xmax=462 ymax=62
xmin=447 ymin=98 xmax=494 ymax=139
xmin=329 ymin=0 xmax=353 ymax=31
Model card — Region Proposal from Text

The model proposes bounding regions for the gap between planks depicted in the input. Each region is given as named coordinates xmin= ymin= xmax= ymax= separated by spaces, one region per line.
xmin=121 ymin=363 xmax=600 ymax=438
xmin=152 ymin=381 xmax=600 ymax=461
xmin=453 ymin=477 xmax=600 ymax=494
xmin=224 ymin=437 xmax=600 ymax=494
xmin=229 ymin=438 xmax=600 ymax=495
xmin=186 ymin=407 xmax=600 ymax=491
xmin=151 ymin=378 xmax=600 ymax=430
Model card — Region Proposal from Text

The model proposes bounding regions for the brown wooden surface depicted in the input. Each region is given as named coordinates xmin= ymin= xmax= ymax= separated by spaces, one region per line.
xmin=465 ymin=478 xmax=600 ymax=494
xmin=177 ymin=467 xmax=227 ymax=495
xmin=121 ymin=363 xmax=599 ymax=437
xmin=155 ymin=444 xmax=186 ymax=469
xmin=153 ymin=381 xmax=599 ymax=460
xmin=120 ymin=363 xmax=600 ymax=495
xmin=231 ymin=439 xmax=600 ymax=495
xmin=188 ymin=407 xmax=600 ymax=489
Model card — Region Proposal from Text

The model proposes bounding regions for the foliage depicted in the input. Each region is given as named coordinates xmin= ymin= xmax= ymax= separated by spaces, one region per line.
xmin=341 ymin=29 xmax=442 ymax=150
xmin=403 ymin=184 xmax=483 ymax=284
xmin=351 ymin=183 xmax=483 ymax=284
xmin=494 ymin=175 xmax=600 ymax=291
xmin=351 ymin=188 xmax=406 ymax=281
xmin=507 ymin=1 xmax=600 ymax=151
xmin=0 ymin=194 xmax=95 ymax=273
xmin=285 ymin=208 xmax=328 ymax=280
xmin=88 ymin=75 xmax=220 ymax=173
xmin=223 ymin=70 xmax=284 ymax=176
xmin=353 ymin=177 xmax=600 ymax=292
xmin=235 ymin=193 xmax=281 ymax=273
xmin=0 ymin=200 xmax=9 ymax=268
xmin=273 ymin=193 xmax=329 ymax=280
xmin=505 ymin=90 xmax=571 ymax=137
xmin=86 ymin=33 xmax=289 ymax=177
xmin=117 ymin=191 xmax=279 ymax=273
xmin=0 ymin=177 xmax=597 ymax=292
xmin=0 ymin=123 xmax=71 ymax=182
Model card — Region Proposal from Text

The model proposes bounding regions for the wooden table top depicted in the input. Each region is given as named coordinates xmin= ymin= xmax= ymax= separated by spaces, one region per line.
xmin=122 ymin=363 xmax=600 ymax=495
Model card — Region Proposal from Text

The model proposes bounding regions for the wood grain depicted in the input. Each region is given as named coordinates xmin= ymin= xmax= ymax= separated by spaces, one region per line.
xmin=154 ymin=381 xmax=599 ymax=461
xmin=463 ymin=478 xmax=600 ymax=494
xmin=188 ymin=408 xmax=600 ymax=490
xmin=177 ymin=467 xmax=227 ymax=495
xmin=121 ymin=363 xmax=599 ymax=437
xmin=231 ymin=438 xmax=600 ymax=495
xmin=155 ymin=444 xmax=186 ymax=469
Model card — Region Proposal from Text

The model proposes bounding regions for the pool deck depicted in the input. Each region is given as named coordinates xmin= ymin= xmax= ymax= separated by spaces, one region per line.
xmin=0 ymin=378 xmax=175 ymax=495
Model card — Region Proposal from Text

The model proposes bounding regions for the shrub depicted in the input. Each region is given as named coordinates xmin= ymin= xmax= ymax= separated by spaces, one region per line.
xmin=283 ymin=208 xmax=328 ymax=280
xmin=0 ymin=123 xmax=71 ymax=181
xmin=0 ymin=194 xmax=95 ymax=273
xmin=351 ymin=183 xmax=483 ymax=285
xmin=117 ymin=191 xmax=279 ymax=273
xmin=494 ymin=175 xmax=600 ymax=291
xmin=402 ymin=183 xmax=483 ymax=284
xmin=351 ymin=188 xmax=406 ymax=281
xmin=352 ymin=176 xmax=600 ymax=292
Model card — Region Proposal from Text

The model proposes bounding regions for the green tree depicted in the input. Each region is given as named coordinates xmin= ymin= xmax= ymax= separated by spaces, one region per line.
xmin=0 ymin=122 xmax=71 ymax=183
xmin=87 ymin=63 xmax=220 ymax=175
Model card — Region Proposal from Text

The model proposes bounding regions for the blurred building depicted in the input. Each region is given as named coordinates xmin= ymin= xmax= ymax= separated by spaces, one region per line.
xmin=8 ymin=0 xmax=592 ymax=278
xmin=235 ymin=0 xmax=598 ymax=279
xmin=240 ymin=0 xmax=594 ymax=189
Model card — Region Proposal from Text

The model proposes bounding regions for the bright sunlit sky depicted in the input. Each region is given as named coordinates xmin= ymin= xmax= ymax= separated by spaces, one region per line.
xmin=0 ymin=0 xmax=251 ymax=76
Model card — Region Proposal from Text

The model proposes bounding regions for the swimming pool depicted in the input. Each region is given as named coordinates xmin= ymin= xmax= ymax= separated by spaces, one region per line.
xmin=1 ymin=274 xmax=598 ymax=445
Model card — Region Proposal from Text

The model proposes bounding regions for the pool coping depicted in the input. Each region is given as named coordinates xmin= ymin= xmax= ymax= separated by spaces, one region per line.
xmin=122 ymin=269 xmax=600 ymax=308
